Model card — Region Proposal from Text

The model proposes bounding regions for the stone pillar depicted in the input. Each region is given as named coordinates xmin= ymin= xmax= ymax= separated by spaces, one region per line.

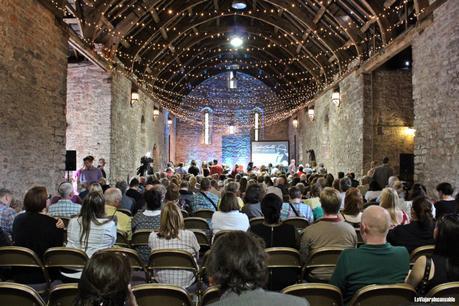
xmin=0 ymin=0 xmax=68 ymax=198
xmin=412 ymin=0 xmax=459 ymax=195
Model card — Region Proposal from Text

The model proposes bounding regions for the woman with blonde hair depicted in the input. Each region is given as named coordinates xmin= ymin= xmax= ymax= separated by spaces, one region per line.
xmin=189 ymin=175 xmax=198 ymax=193
xmin=148 ymin=202 xmax=200 ymax=289
xmin=380 ymin=188 xmax=409 ymax=228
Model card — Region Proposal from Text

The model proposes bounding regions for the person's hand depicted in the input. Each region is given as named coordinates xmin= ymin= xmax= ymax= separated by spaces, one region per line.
xmin=127 ymin=284 xmax=138 ymax=306
xmin=55 ymin=218 xmax=65 ymax=229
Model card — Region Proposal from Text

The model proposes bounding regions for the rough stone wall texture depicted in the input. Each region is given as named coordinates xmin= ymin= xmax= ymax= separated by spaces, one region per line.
xmin=66 ymin=63 xmax=112 ymax=176
xmin=291 ymin=72 xmax=370 ymax=177
xmin=0 ymin=0 xmax=68 ymax=198
xmin=109 ymin=73 xmax=168 ymax=181
xmin=412 ymin=0 xmax=459 ymax=195
xmin=369 ymin=69 xmax=414 ymax=175
xmin=66 ymin=64 xmax=169 ymax=182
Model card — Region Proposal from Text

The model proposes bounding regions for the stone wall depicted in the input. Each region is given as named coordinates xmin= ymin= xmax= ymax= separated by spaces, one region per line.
xmin=66 ymin=63 xmax=169 ymax=182
xmin=291 ymin=72 xmax=371 ymax=177
xmin=412 ymin=0 xmax=459 ymax=195
xmin=368 ymin=69 xmax=414 ymax=175
xmin=0 ymin=0 xmax=68 ymax=198
xmin=175 ymin=118 xmax=289 ymax=167
xmin=66 ymin=63 xmax=112 ymax=176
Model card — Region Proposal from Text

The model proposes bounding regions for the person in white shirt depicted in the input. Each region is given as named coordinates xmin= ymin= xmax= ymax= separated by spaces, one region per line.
xmin=67 ymin=192 xmax=116 ymax=258
xmin=212 ymin=192 xmax=250 ymax=235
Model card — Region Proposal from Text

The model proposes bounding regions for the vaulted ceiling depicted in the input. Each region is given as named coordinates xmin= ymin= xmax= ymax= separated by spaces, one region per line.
xmin=64 ymin=0 xmax=428 ymax=124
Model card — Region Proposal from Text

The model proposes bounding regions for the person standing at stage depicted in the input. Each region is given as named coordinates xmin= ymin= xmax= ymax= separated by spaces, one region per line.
xmin=75 ymin=156 xmax=103 ymax=187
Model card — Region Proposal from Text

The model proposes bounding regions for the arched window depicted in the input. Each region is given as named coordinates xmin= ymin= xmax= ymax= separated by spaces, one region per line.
xmin=202 ymin=107 xmax=212 ymax=145
xmin=252 ymin=107 xmax=263 ymax=141
xmin=254 ymin=112 xmax=260 ymax=141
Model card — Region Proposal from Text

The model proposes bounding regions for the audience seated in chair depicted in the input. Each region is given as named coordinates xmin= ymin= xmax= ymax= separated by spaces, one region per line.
xmin=330 ymin=205 xmax=410 ymax=303
xmin=0 ymin=188 xmax=17 ymax=239
xmin=340 ymin=187 xmax=363 ymax=225
xmin=387 ymin=197 xmax=435 ymax=254
xmin=242 ymin=184 xmax=264 ymax=219
xmin=250 ymin=193 xmax=297 ymax=249
xmin=115 ymin=180 xmax=136 ymax=213
xmin=148 ymin=202 xmax=200 ymax=288
xmin=301 ymin=187 xmax=357 ymax=281
xmin=211 ymin=192 xmax=249 ymax=235
xmin=105 ymin=188 xmax=132 ymax=239
xmin=280 ymin=187 xmax=313 ymax=223
xmin=75 ymin=251 xmax=138 ymax=306
xmin=67 ymin=192 xmax=116 ymax=258
xmin=434 ymin=182 xmax=458 ymax=220
xmin=132 ymin=189 xmax=162 ymax=263
xmin=407 ymin=213 xmax=459 ymax=295
xmin=48 ymin=182 xmax=81 ymax=218
xmin=206 ymin=231 xmax=309 ymax=306
xmin=191 ymin=178 xmax=219 ymax=213
xmin=12 ymin=186 xmax=65 ymax=283
xmin=380 ymin=187 xmax=410 ymax=228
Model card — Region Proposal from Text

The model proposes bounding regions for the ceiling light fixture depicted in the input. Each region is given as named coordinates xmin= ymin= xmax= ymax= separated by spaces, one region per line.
xmin=232 ymin=0 xmax=247 ymax=10
xmin=230 ymin=36 xmax=243 ymax=48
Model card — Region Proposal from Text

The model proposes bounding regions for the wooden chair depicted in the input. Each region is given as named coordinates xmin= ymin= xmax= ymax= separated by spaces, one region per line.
xmin=282 ymin=283 xmax=343 ymax=306
xmin=184 ymin=217 xmax=210 ymax=231
xmin=0 ymin=282 xmax=45 ymax=306
xmin=48 ymin=283 xmax=79 ymax=306
xmin=348 ymin=283 xmax=416 ymax=306
xmin=132 ymin=283 xmax=192 ymax=306
xmin=193 ymin=209 xmax=214 ymax=220
xmin=0 ymin=246 xmax=51 ymax=294
xmin=96 ymin=248 xmax=149 ymax=283
xmin=283 ymin=217 xmax=309 ymax=230
xmin=303 ymin=247 xmax=344 ymax=282
xmin=43 ymin=247 xmax=88 ymax=271
xmin=148 ymin=249 xmax=200 ymax=284
xmin=249 ymin=217 xmax=265 ymax=227
xmin=117 ymin=208 xmax=133 ymax=217
xmin=265 ymin=247 xmax=302 ymax=291
xmin=427 ymin=281 xmax=459 ymax=300
xmin=200 ymin=286 xmax=221 ymax=306
xmin=410 ymin=245 xmax=435 ymax=264
xmin=131 ymin=230 xmax=153 ymax=248
xmin=116 ymin=230 xmax=130 ymax=248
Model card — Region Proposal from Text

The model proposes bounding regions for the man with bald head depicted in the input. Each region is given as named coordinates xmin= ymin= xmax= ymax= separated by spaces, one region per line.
xmin=104 ymin=187 xmax=132 ymax=239
xmin=330 ymin=206 xmax=409 ymax=303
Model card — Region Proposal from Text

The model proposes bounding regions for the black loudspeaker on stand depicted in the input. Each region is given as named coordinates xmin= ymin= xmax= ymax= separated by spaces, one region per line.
xmin=65 ymin=150 xmax=77 ymax=182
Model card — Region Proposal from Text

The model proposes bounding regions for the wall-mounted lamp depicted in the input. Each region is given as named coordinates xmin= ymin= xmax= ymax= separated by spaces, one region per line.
xmin=229 ymin=125 xmax=235 ymax=134
xmin=308 ymin=107 xmax=315 ymax=121
xmin=292 ymin=118 xmax=299 ymax=128
xmin=167 ymin=116 xmax=173 ymax=126
xmin=130 ymin=88 xmax=139 ymax=106
xmin=332 ymin=88 xmax=340 ymax=107
xmin=153 ymin=107 xmax=160 ymax=120
xmin=404 ymin=127 xmax=416 ymax=136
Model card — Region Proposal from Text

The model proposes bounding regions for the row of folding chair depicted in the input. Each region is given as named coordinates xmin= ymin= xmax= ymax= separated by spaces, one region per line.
xmin=0 ymin=246 xmax=200 ymax=292
xmin=3 ymin=280 xmax=459 ymax=306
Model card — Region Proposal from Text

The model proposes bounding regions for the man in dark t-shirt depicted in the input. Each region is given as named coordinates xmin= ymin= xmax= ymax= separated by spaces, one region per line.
xmin=435 ymin=182 xmax=458 ymax=220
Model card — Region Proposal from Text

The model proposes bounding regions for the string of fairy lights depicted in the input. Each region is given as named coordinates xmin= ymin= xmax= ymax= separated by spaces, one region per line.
xmin=53 ymin=0 xmax=426 ymax=127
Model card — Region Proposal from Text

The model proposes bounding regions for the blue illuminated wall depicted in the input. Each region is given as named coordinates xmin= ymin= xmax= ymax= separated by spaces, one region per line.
xmin=222 ymin=133 xmax=251 ymax=167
